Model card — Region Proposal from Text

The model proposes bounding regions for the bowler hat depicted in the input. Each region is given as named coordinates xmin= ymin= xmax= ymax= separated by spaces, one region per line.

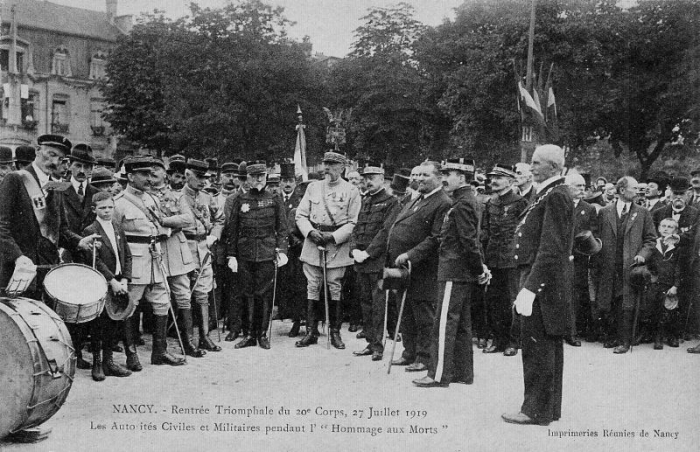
xmin=669 ymin=177 xmax=690 ymax=194
xmin=90 ymin=167 xmax=115 ymax=186
xmin=69 ymin=144 xmax=97 ymax=165
xmin=186 ymin=159 xmax=209 ymax=176
xmin=38 ymin=134 xmax=72 ymax=155
xmin=0 ymin=146 xmax=13 ymax=164
xmin=14 ymin=145 xmax=35 ymax=164
xmin=629 ymin=263 xmax=652 ymax=289
xmin=573 ymin=230 xmax=602 ymax=256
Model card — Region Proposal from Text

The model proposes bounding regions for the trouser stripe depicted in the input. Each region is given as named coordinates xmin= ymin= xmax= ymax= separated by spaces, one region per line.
xmin=435 ymin=281 xmax=452 ymax=382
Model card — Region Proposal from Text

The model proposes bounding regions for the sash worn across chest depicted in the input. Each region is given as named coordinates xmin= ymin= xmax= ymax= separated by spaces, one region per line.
xmin=18 ymin=169 xmax=57 ymax=244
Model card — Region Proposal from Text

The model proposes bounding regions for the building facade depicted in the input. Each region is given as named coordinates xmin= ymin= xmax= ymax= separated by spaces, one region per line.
xmin=0 ymin=0 xmax=131 ymax=158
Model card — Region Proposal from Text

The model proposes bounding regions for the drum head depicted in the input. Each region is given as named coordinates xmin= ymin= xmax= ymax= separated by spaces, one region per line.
xmin=43 ymin=263 xmax=108 ymax=306
xmin=0 ymin=301 xmax=42 ymax=438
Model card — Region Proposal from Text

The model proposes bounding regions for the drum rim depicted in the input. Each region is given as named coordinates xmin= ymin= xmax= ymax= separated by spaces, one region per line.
xmin=43 ymin=263 xmax=108 ymax=303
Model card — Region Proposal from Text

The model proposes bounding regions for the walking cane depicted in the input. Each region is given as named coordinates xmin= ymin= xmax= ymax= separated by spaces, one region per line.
xmin=682 ymin=299 xmax=694 ymax=343
xmin=318 ymin=246 xmax=331 ymax=350
xmin=388 ymin=261 xmax=411 ymax=375
xmin=267 ymin=249 xmax=280 ymax=345
xmin=152 ymin=242 xmax=187 ymax=360
xmin=382 ymin=289 xmax=390 ymax=351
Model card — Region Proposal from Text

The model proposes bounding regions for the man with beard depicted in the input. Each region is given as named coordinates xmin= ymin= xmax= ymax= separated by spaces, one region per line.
xmin=481 ymin=164 xmax=528 ymax=356
xmin=407 ymin=166 xmax=421 ymax=203
xmin=351 ymin=164 xmax=400 ymax=361
xmin=413 ymin=158 xmax=489 ymax=388
xmin=167 ymin=154 xmax=187 ymax=190
xmin=181 ymin=159 xmax=224 ymax=352
xmin=0 ymin=135 xmax=98 ymax=298
xmin=514 ymin=163 xmax=536 ymax=204
xmin=295 ymin=152 xmax=361 ymax=349
xmin=387 ymin=161 xmax=451 ymax=371
xmin=148 ymin=160 xmax=204 ymax=358
xmin=226 ymin=161 xmax=288 ymax=349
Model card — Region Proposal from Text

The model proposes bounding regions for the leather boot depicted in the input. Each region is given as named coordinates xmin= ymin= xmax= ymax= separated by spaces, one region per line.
xmin=198 ymin=305 xmax=222 ymax=352
xmin=91 ymin=345 xmax=105 ymax=382
xmin=102 ymin=345 xmax=132 ymax=377
xmin=178 ymin=309 xmax=206 ymax=358
xmin=234 ymin=335 xmax=257 ymax=349
xmin=330 ymin=329 xmax=345 ymax=349
xmin=123 ymin=316 xmax=142 ymax=372
xmin=288 ymin=320 xmax=301 ymax=338
xmin=296 ymin=321 xmax=319 ymax=347
xmin=613 ymin=311 xmax=632 ymax=354
xmin=75 ymin=338 xmax=91 ymax=369
xmin=151 ymin=315 xmax=186 ymax=366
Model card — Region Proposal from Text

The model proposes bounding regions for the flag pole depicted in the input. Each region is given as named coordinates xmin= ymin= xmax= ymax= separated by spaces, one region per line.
xmin=521 ymin=0 xmax=537 ymax=162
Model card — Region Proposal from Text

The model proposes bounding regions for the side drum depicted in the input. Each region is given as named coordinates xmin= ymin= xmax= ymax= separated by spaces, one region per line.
xmin=43 ymin=263 xmax=108 ymax=324
xmin=0 ymin=297 xmax=76 ymax=439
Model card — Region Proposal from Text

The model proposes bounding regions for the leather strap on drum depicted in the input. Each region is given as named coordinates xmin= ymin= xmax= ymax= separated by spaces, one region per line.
xmin=18 ymin=170 xmax=58 ymax=244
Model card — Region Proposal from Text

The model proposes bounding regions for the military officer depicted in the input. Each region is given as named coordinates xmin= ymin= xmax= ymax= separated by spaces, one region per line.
xmin=167 ymin=154 xmax=187 ymax=190
xmin=113 ymin=156 xmax=186 ymax=369
xmin=351 ymin=163 xmax=400 ymax=360
xmin=226 ymin=160 xmax=288 ymax=349
xmin=149 ymin=159 xmax=205 ymax=358
xmin=295 ymin=151 xmax=361 ymax=349
xmin=181 ymin=159 xmax=224 ymax=352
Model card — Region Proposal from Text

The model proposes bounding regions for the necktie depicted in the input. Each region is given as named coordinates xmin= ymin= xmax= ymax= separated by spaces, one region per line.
xmin=413 ymin=195 xmax=424 ymax=211
xmin=77 ymin=182 xmax=84 ymax=200
xmin=621 ymin=203 xmax=628 ymax=217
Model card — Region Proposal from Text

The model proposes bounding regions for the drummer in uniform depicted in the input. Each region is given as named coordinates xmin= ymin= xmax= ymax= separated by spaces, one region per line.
xmin=181 ymin=159 xmax=224 ymax=352
xmin=113 ymin=156 xmax=186 ymax=370
xmin=295 ymin=151 xmax=361 ymax=349
xmin=149 ymin=158 xmax=205 ymax=358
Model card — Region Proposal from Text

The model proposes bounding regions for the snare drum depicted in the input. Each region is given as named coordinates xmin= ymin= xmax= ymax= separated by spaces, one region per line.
xmin=0 ymin=297 xmax=76 ymax=439
xmin=43 ymin=263 xmax=108 ymax=324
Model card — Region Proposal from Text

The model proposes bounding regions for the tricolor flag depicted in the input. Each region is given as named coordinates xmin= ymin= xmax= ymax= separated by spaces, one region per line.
xmin=294 ymin=109 xmax=308 ymax=181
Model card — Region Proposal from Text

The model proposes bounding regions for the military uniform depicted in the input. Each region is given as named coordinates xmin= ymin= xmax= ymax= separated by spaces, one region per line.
xmin=350 ymin=177 xmax=400 ymax=359
xmin=181 ymin=161 xmax=225 ymax=352
xmin=295 ymin=153 xmax=361 ymax=348
xmin=114 ymin=166 xmax=185 ymax=368
xmin=481 ymin=184 xmax=528 ymax=355
xmin=226 ymin=161 xmax=288 ymax=349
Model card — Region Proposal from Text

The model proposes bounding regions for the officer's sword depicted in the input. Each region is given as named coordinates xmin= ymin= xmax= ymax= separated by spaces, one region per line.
xmin=267 ymin=249 xmax=281 ymax=345
xmin=319 ymin=246 xmax=331 ymax=350
xmin=151 ymin=240 xmax=187 ymax=360
xmin=388 ymin=261 xmax=411 ymax=375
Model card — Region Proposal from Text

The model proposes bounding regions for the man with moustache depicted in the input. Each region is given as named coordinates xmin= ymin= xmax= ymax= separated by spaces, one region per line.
xmin=645 ymin=173 xmax=669 ymax=212
xmin=0 ymin=135 xmax=99 ymax=298
xmin=181 ymin=159 xmax=225 ymax=352
xmin=167 ymin=154 xmax=187 ymax=190
xmin=594 ymin=176 xmax=656 ymax=354
xmin=565 ymin=173 xmax=598 ymax=344
xmin=295 ymin=152 xmax=360 ymax=349
xmin=481 ymin=164 xmax=528 ymax=356
xmin=351 ymin=164 xmax=400 ymax=361
xmin=387 ymin=161 xmax=452 ymax=371
xmin=514 ymin=163 xmax=536 ymax=204
xmin=689 ymin=169 xmax=700 ymax=208
xmin=502 ymin=145 xmax=574 ymax=426
xmin=226 ymin=160 xmax=288 ymax=349
xmin=413 ymin=158 xmax=489 ymax=388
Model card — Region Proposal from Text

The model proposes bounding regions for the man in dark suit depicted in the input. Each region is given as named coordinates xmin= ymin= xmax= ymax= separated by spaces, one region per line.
xmin=565 ymin=173 xmax=598 ymax=345
xmin=82 ymin=191 xmax=133 ymax=381
xmin=0 ymin=134 xmax=98 ymax=299
xmin=502 ymin=145 xmax=574 ymax=426
xmin=386 ymin=161 xmax=451 ymax=372
xmin=594 ymin=176 xmax=657 ymax=353
xmin=689 ymin=169 xmax=700 ymax=208
xmin=56 ymin=144 xmax=101 ymax=238
xmin=514 ymin=162 xmax=536 ymax=204
xmin=645 ymin=173 xmax=669 ymax=213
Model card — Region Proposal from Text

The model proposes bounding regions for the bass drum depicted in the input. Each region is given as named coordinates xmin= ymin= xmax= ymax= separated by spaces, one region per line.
xmin=0 ymin=297 xmax=76 ymax=439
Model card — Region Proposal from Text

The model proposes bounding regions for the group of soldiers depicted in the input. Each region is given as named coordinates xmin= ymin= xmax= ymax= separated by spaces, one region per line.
xmin=2 ymin=134 xmax=700 ymax=393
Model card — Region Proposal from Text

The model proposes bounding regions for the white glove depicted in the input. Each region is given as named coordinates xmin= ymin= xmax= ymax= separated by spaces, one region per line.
xmin=206 ymin=235 xmax=217 ymax=248
xmin=227 ymin=257 xmax=238 ymax=273
xmin=513 ymin=288 xmax=536 ymax=317
xmin=276 ymin=253 xmax=288 ymax=267
xmin=353 ymin=250 xmax=370 ymax=263
xmin=477 ymin=264 xmax=492 ymax=285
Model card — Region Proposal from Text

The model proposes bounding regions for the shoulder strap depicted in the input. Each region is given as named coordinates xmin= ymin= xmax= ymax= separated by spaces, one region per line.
xmin=18 ymin=169 xmax=58 ymax=244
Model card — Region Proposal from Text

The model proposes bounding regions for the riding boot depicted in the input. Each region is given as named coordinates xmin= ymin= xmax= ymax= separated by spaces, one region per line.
xmin=296 ymin=301 xmax=319 ymax=347
xmin=123 ymin=316 xmax=142 ymax=371
xmin=102 ymin=322 xmax=132 ymax=378
xmin=198 ymin=304 xmax=222 ymax=352
xmin=330 ymin=329 xmax=345 ymax=349
xmin=178 ymin=309 xmax=206 ymax=357
xmin=151 ymin=315 xmax=186 ymax=366
xmin=288 ymin=320 xmax=301 ymax=337
xmin=91 ymin=342 xmax=105 ymax=382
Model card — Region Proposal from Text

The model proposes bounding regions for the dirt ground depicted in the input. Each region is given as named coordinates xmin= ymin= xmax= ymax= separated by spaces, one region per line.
xmin=1 ymin=320 xmax=698 ymax=452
